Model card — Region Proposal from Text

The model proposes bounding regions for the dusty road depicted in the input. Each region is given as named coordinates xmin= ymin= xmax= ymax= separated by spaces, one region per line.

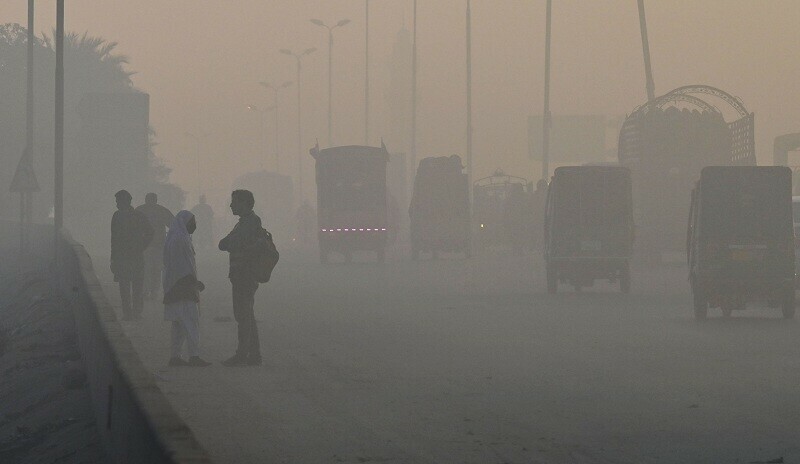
xmin=98 ymin=248 xmax=800 ymax=464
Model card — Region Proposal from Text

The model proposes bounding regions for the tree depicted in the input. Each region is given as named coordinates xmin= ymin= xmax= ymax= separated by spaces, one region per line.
xmin=0 ymin=24 xmax=184 ymax=249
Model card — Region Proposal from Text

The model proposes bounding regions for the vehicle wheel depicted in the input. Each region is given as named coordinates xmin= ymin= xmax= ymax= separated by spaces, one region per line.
xmin=464 ymin=247 xmax=472 ymax=259
xmin=546 ymin=266 xmax=557 ymax=294
xmin=319 ymin=249 xmax=329 ymax=264
xmin=782 ymin=288 xmax=795 ymax=319
xmin=377 ymin=250 xmax=386 ymax=264
xmin=432 ymin=250 xmax=440 ymax=260
xmin=344 ymin=251 xmax=353 ymax=263
xmin=411 ymin=247 xmax=420 ymax=261
xmin=693 ymin=285 xmax=708 ymax=321
xmin=721 ymin=306 xmax=732 ymax=318
xmin=620 ymin=264 xmax=631 ymax=294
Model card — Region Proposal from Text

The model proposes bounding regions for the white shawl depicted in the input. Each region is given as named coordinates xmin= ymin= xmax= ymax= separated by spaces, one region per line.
xmin=163 ymin=210 xmax=196 ymax=295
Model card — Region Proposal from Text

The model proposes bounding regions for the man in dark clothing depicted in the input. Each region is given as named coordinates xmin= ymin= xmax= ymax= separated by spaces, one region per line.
xmin=136 ymin=192 xmax=174 ymax=300
xmin=190 ymin=194 xmax=215 ymax=252
xmin=219 ymin=190 xmax=263 ymax=366
xmin=112 ymin=190 xmax=154 ymax=320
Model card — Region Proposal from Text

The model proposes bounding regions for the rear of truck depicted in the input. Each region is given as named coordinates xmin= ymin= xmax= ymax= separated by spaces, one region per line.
xmin=313 ymin=145 xmax=389 ymax=263
xmin=545 ymin=166 xmax=634 ymax=293
xmin=409 ymin=156 xmax=470 ymax=259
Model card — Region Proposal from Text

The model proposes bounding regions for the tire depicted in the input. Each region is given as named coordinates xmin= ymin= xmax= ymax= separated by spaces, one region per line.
xmin=320 ymin=249 xmax=329 ymax=264
xmin=721 ymin=306 xmax=733 ymax=318
xmin=377 ymin=249 xmax=386 ymax=264
xmin=693 ymin=284 xmax=708 ymax=321
xmin=344 ymin=251 xmax=353 ymax=263
xmin=782 ymin=287 xmax=795 ymax=319
xmin=620 ymin=263 xmax=631 ymax=294
xmin=411 ymin=247 xmax=420 ymax=261
xmin=432 ymin=250 xmax=440 ymax=260
xmin=546 ymin=265 xmax=558 ymax=294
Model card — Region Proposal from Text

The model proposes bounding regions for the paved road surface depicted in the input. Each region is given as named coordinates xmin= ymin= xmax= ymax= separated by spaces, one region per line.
xmin=95 ymin=249 xmax=800 ymax=464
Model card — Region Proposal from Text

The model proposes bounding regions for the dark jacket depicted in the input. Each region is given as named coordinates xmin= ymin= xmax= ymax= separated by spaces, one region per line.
xmin=111 ymin=207 xmax=154 ymax=280
xmin=219 ymin=210 xmax=262 ymax=280
xmin=136 ymin=203 xmax=174 ymax=249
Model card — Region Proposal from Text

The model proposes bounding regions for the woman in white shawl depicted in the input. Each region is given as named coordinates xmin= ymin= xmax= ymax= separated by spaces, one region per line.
xmin=163 ymin=210 xmax=210 ymax=367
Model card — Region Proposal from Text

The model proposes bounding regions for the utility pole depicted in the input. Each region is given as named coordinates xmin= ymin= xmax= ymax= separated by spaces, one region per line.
xmin=281 ymin=48 xmax=316 ymax=203
xmin=411 ymin=0 xmax=418 ymax=179
xmin=365 ymin=0 xmax=370 ymax=145
xmin=637 ymin=0 xmax=656 ymax=102
xmin=541 ymin=0 xmax=552 ymax=182
xmin=54 ymin=0 xmax=65 ymax=258
xmin=466 ymin=0 xmax=473 ymax=191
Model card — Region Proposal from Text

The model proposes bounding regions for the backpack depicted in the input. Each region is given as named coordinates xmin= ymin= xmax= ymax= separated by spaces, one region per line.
xmin=251 ymin=228 xmax=279 ymax=283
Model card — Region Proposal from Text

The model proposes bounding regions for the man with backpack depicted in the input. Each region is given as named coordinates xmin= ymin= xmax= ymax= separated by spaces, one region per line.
xmin=219 ymin=189 xmax=276 ymax=366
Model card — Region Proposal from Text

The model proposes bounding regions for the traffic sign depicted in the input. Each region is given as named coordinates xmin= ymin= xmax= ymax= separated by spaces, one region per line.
xmin=10 ymin=149 xmax=40 ymax=193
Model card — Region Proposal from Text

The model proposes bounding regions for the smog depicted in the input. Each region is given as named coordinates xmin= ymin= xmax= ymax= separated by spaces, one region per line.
xmin=2 ymin=1 xmax=800 ymax=463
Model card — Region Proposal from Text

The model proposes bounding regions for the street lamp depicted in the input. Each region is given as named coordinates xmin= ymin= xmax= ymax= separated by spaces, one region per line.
xmin=310 ymin=17 xmax=351 ymax=147
xmin=280 ymin=47 xmax=316 ymax=203
xmin=245 ymin=105 xmax=275 ymax=170
xmin=259 ymin=80 xmax=293 ymax=172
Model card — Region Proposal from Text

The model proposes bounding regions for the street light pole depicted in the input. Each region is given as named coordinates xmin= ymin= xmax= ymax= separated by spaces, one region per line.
xmin=542 ymin=0 xmax=552 ymax=181
xmin=54 ymin=0 xmax=64 ymax=258
xmin=280 ymin=47 xmax=316 ymax=203
xmin=365 ymin=0 xmax=370 ymax=145
xmin=411 ymin=0 xmax=418 ymax=180
xmin=260 ymin=81 xmax=293 ymax=172
xmin=245 ymin=106 xmax=274 ymax=170
xmin=247 ymin=105 xmax=278 ymax=172
xmin=466 ymin=0 xmax=473 ymax=193
xmin=311 ymin=18 xmax=351 ymax=147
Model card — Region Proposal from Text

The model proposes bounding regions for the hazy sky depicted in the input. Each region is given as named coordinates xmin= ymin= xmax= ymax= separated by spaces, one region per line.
xmin=3 ymin=1 xmax=800 ymax=206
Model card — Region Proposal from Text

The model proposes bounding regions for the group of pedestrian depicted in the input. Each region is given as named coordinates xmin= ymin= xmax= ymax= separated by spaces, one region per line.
xmin=110 ymin=189 xmax=264 ymax=368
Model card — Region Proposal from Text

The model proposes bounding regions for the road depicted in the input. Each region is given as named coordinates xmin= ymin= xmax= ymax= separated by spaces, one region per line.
xmin=96 ymin=248 xmax=800 ymax=464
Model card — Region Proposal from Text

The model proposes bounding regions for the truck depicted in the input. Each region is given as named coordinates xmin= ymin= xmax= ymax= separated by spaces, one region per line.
xmin=544 ymin=166 xmax=634 ymax=293
xmin=310 ymin=143 xmax=390 ymax=263
xmin=409 ymin=155 xmax=470 ymax=260
xmin=472 ymin=170 xmax=529 ymax=252
xmin=687 ymin=166 xmax=795 ymax=320
xmin=618 ymin=85 xmax=756 ymax=263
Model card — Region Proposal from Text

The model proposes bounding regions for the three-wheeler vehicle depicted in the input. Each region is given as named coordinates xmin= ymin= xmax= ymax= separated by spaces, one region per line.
xmin=688 ymin=166 xmax=795 ymax=319
xmin=544 ymin=166 xmax=634 ymax=293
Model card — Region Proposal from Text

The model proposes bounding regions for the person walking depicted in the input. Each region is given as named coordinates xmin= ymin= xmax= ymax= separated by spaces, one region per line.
xmin=111 ymin=190 xmax=153 ymax=320
xmin=163 ymin=210 xmax=211 ymax=367
xmin=190 ymin=194 xmax=215 ymax=252
xmin=136 ymin=192 xmax=174 ymax=301
xmin=219 ymin=190 xmax=263 ymax=366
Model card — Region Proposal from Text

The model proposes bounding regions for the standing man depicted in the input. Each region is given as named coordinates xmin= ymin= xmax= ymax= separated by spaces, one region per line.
xmin=190 ymin=194 xmax=215 ymax=252
xmin=111 ymin=190 xmax=153 ymax=320
xmin=219 ymin=190 xmax=262 ymax=366
xmin=136 ymin=192 xmax=174 ymax=301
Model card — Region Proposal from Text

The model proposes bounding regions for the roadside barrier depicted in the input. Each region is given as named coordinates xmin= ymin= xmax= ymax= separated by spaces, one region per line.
xmin=57 ymin=229 xmax=212 ymax=463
